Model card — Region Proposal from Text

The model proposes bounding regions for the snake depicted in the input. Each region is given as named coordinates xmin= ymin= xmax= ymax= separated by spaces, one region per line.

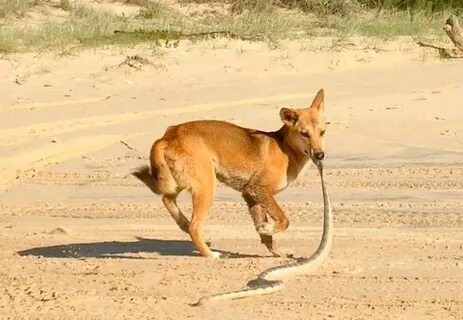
xmin=193 ymin=160 xmax=333 ymax=306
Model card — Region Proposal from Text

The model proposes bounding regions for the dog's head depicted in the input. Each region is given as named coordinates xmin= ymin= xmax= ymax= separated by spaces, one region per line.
xmin=280 ymin=89 xmax=327 ymax=161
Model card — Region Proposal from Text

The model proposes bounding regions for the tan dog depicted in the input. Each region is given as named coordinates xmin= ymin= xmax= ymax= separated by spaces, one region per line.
xmin=133 ymin=89 xmax=327 ymax=258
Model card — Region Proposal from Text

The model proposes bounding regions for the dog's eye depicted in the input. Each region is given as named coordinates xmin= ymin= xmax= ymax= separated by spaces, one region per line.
xmin=320 ymin=130 xmax=326 ymax=136
xmin=300 ymin=131 xmax=310 ymax=139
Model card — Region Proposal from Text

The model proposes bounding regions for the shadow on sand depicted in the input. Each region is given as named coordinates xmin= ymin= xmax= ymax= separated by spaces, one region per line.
xmin=17 ymin=237 xmax=264 ymax=259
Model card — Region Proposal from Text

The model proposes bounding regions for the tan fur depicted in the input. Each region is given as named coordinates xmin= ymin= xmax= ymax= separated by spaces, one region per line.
xmin=133 ymin=89 xmax=328 ymax=258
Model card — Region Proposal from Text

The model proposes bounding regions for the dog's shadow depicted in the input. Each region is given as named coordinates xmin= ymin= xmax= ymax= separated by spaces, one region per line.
xmin=17 ymin=236 xmax=263 ymax=259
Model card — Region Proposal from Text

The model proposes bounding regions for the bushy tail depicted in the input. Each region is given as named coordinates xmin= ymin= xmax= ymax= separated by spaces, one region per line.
xmin=132 ymin=165 xmax=160 ymax=194
xmin=132 ymin=140 xmax=177 ymax=195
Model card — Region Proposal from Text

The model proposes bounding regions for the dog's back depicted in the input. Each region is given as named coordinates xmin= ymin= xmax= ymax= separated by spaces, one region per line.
xmin=139 ymin=120 xmax=279 ymax=194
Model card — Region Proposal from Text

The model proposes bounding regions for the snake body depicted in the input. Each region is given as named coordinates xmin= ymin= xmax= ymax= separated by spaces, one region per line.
xmin=194 ymin=161 xmax=333 ymax=305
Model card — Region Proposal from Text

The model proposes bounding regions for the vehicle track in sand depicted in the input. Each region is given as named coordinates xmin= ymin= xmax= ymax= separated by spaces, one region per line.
xmin=0 ymin=93 xmax=315 ymax=147
xmin=11 ymin=166 xmax=463 ymax=188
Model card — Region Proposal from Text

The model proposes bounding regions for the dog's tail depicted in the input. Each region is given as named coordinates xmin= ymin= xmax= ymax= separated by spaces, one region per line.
xmin=132 ymin=140 xmax=177 ymax=195
xmin=132 ymin=165 xmax=160 ymax=194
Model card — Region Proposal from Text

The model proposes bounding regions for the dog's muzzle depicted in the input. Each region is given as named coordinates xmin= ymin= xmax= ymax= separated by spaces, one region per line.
xmin=313 ymin=151 xmax=325 ymax=161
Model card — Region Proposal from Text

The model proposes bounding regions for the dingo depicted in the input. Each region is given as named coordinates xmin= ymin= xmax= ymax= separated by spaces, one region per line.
xmin=133 ymin=89 xmax=327 ymax=258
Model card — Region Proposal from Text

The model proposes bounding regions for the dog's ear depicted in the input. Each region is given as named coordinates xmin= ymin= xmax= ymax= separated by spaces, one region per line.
xmin=280 ymin=108 xmax=299 ymax=127
xmin=309 ymin=89 xmax=325 ymax=112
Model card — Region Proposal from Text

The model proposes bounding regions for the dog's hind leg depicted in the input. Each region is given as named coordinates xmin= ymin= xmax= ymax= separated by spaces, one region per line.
xmin=162 ymin=193 xmax=190 ymax=233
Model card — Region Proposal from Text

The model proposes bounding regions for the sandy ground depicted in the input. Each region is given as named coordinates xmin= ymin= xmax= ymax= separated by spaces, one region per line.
xmin=0 ymin=37 xmax=462 ymax=319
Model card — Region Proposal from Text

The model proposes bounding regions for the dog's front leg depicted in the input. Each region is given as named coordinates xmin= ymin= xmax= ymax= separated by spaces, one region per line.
xmin=243 ymin=191 xmax=291 ymax=257
xmin=259 ymin=234 xmax=279 ymax=257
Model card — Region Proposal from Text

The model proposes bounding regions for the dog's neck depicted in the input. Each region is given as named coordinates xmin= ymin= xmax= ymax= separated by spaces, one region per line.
xmin=274 ymin=125 xmax=311 ymax=180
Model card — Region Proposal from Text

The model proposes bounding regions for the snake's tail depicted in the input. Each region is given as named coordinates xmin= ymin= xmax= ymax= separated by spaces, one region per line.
xmin=194 ymin=280 xmax=283 ymax=306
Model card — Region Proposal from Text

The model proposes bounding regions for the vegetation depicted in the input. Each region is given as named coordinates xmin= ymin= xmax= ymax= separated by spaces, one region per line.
xmin=0 ymin=0 xmax=462 ymax=53
xmin=358 ymin=0 xmax=463 ymax=12
xmin=0 ymin=0 xmax=41 ymax=18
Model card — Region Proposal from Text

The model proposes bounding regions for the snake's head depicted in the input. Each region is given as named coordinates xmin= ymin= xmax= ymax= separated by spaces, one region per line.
xmin=312 ymin=158 xmax=324 ymax=172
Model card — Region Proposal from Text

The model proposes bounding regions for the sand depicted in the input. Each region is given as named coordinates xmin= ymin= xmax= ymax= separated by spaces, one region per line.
xmin=0 ymin=36 xmax=462 ymax=319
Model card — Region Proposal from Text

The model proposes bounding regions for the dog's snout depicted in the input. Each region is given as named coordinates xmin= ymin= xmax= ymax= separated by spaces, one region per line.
xmin=314 ymin=151 xmax=325 ymax=160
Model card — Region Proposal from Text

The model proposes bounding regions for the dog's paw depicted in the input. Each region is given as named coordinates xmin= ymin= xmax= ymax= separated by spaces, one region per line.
xmin=269 ymin=247 xmax=295 ymax=258
xmin=256 ymin=222 xmax=275 ymax=236
xmin=210 ymin=251 xmax=222 ymax=259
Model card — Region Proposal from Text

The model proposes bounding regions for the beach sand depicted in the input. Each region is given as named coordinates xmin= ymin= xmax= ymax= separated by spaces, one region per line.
xmin=0 ymin=36 xmax=462 ymax=319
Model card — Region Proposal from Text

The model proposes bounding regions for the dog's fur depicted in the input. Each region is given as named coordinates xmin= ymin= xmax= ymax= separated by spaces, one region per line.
xmin=133 ymin=89 xmax=327 ymax=258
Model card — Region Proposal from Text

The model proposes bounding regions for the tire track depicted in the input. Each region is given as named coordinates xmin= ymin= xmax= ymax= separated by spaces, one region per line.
xmin=0 ymin=93 xmax=315 ymax=147
xmin=8 ymin=97 xmax=108 ymax=110
xmin=0 ymin=134 xmax=136 ymax=190
xmin=16 ymin=166 xmax=463 ymax=191
xmin=1 ymin=201 xmax=462 ymax=227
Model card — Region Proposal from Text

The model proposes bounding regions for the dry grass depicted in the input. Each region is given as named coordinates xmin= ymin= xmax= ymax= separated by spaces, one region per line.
xmin=0 ymin=0 xmax=41 ymax=18
xmin=0 ymin=0 xmax=461 ymax=54
xmin=0 ymin=5 xmax=127 ymax=53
